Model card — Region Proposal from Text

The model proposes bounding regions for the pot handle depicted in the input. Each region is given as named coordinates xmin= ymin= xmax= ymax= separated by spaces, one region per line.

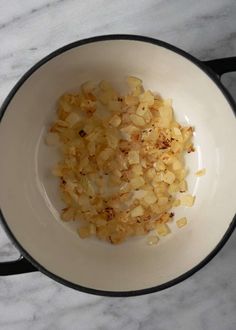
xmin=203 ymin=56 xmax=236 ymax=76
xmin=0 ymin=256 xmax=37 ymax=275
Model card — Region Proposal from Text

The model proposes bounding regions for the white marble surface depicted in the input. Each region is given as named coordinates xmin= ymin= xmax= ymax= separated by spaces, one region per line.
xmin=0 ymin=0 xmax=236 ymax=329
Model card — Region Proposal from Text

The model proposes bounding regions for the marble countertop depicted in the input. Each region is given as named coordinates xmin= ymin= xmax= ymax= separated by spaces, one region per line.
xmin=0 ymin=0 xmax=235 ymax=329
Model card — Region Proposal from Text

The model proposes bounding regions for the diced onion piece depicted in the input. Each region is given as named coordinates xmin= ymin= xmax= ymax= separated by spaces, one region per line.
xmin=109 ymin=114 xmax=121 ymax=127
xmin=81 ymin=81 xmax=94 ymax=95
xmin=159 ymin=212 xmax=171 ymax=223
xmin=127 ymin=76 xmax=142 ymax=88
xmin=46 ymin=132 xmax=60 ymax=146
xmin=78 ymin=226 xmax=91 ymax=238
xmin=161 ymin=153 xmax=173 ymax=165
xmin=66 ymin=112 xmax=80 ymax=126
xmin=176 ymin=169 xmax=187 ymax=180
xmin=147 ymin=235 xmax=159 ymax=245
xmin=152 ymin=172 xmax=164 ymax=186
xmin=132 ymin=85 xmax=144 ymax=96
xmin=158 ymin=196 xmax=168 ymax=206
xmin=176 ymin=217 xmax=187 ymax=228
xmin=139 ymin=90 xmax=154 ymax=106
xmin=52 ymin=164 xmax=63 ymax=177
xmin=107 ymin=133 xmax=119 ymax=149
xmin=173 ymin=199 xmax=180 ymax=207
xmin=99 ymin=148 xmax=113 ymax=161
xmin=128 ymin=150 xmax=140 ymax=165
xmin=143 ymin=109 xmax=152 ymax=123
xmin=87 ymin=141 xmax=96 ymax=155
xmin=130 ymin=176 xmax=145 ymax=189
xmin=55 ymin=119 xmax=69 ymax=128
xmin=131 ymin=205 xmax=144 ymax=217
xmin=150 ymin=203 xmax=161 ymax=214
xmin=144 ymin=191 xmax=157 ymax=205
xmin=99 ymin=80 xmax=113 ymax=91
xmin=168 ymin=182 xmax=179 ymax=194
xmin=120 ymin=182 xmax=130 ymax=193
xmin=61 ymin=208 xmax=74 ymax=221
xmin=180 ymin=194 xmax=195 ymax=207
xmin=133 ymin=189 xmax=147 ymax=199
xmin=171 ymin=141 xmax=182 ymax=153
xmin=173 ymin=127 xmax=181 ymax=136
xmin=130 ymin=114 xmax=146 ymax=127
xmin=179 ymin=180 xmax=187 ymax=192
xmin=156 ymin=223 xmax=170 ymax=236
xmin=163 ymin=171 xmax=175 ymax=184
xmin=113 ymin=169 xmax=122 ymax=178
xmin=131 ymin=164 xmax=143 ymax=176
xmin=141 ymin=159 xmax=147 ymax=168
xmin=146 ymin=168 xmax=156 ymax=179
xmin=159 ymin=105 xmax=172 ymax=123
xmin=125 ymin=95 xmax=139 ymax=106
xmin=94 ymin=217 xmax=107 ymax=227
xmin=153 ymin=161 xmax=165 ymax=171
xmin=136 ymin=103 xmax=148 ymax=116
xmin=195 ymin=168 xmax=206 ymax=176
xmin=163 ymin=99 xmax=172 ymax=106
xmin=172 ymin=159 xmax=182 ymax=171
xmin=120 ymin=125 xmax=138 ymax=141
xmin=98 ymin=90 xmax=115 ymax=105
xmin=108 ymin=100 xmax=121 ymax=112
xmin=89 ymin=223 xmax=96 ymax=235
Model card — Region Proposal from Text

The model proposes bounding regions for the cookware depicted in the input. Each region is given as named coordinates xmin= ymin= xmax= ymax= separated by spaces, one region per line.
xmin=0 ymin=35 xmax=235 ymax=296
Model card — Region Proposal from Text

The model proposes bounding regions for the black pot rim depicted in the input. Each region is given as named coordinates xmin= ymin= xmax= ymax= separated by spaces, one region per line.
xmin=0 ymin=34 xmax=235 ymax=297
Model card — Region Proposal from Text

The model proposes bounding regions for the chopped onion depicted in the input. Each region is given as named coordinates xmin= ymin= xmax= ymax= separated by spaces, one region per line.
xmin=180 ymin=194 xmax=195 ymax=207
xmin=47 ymin=77 xmax=195 ymax=244
xmin=176 ymin=217 xmax=187 ymax=228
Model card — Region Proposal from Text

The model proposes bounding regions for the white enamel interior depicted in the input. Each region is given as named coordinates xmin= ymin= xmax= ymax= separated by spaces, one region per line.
xmin=0 ymin=39 xmax=236 ymax=292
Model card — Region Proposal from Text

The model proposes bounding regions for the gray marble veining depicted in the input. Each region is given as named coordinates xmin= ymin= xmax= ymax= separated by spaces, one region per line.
xmin=0 ymin=0 xmax=235 ymax=329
